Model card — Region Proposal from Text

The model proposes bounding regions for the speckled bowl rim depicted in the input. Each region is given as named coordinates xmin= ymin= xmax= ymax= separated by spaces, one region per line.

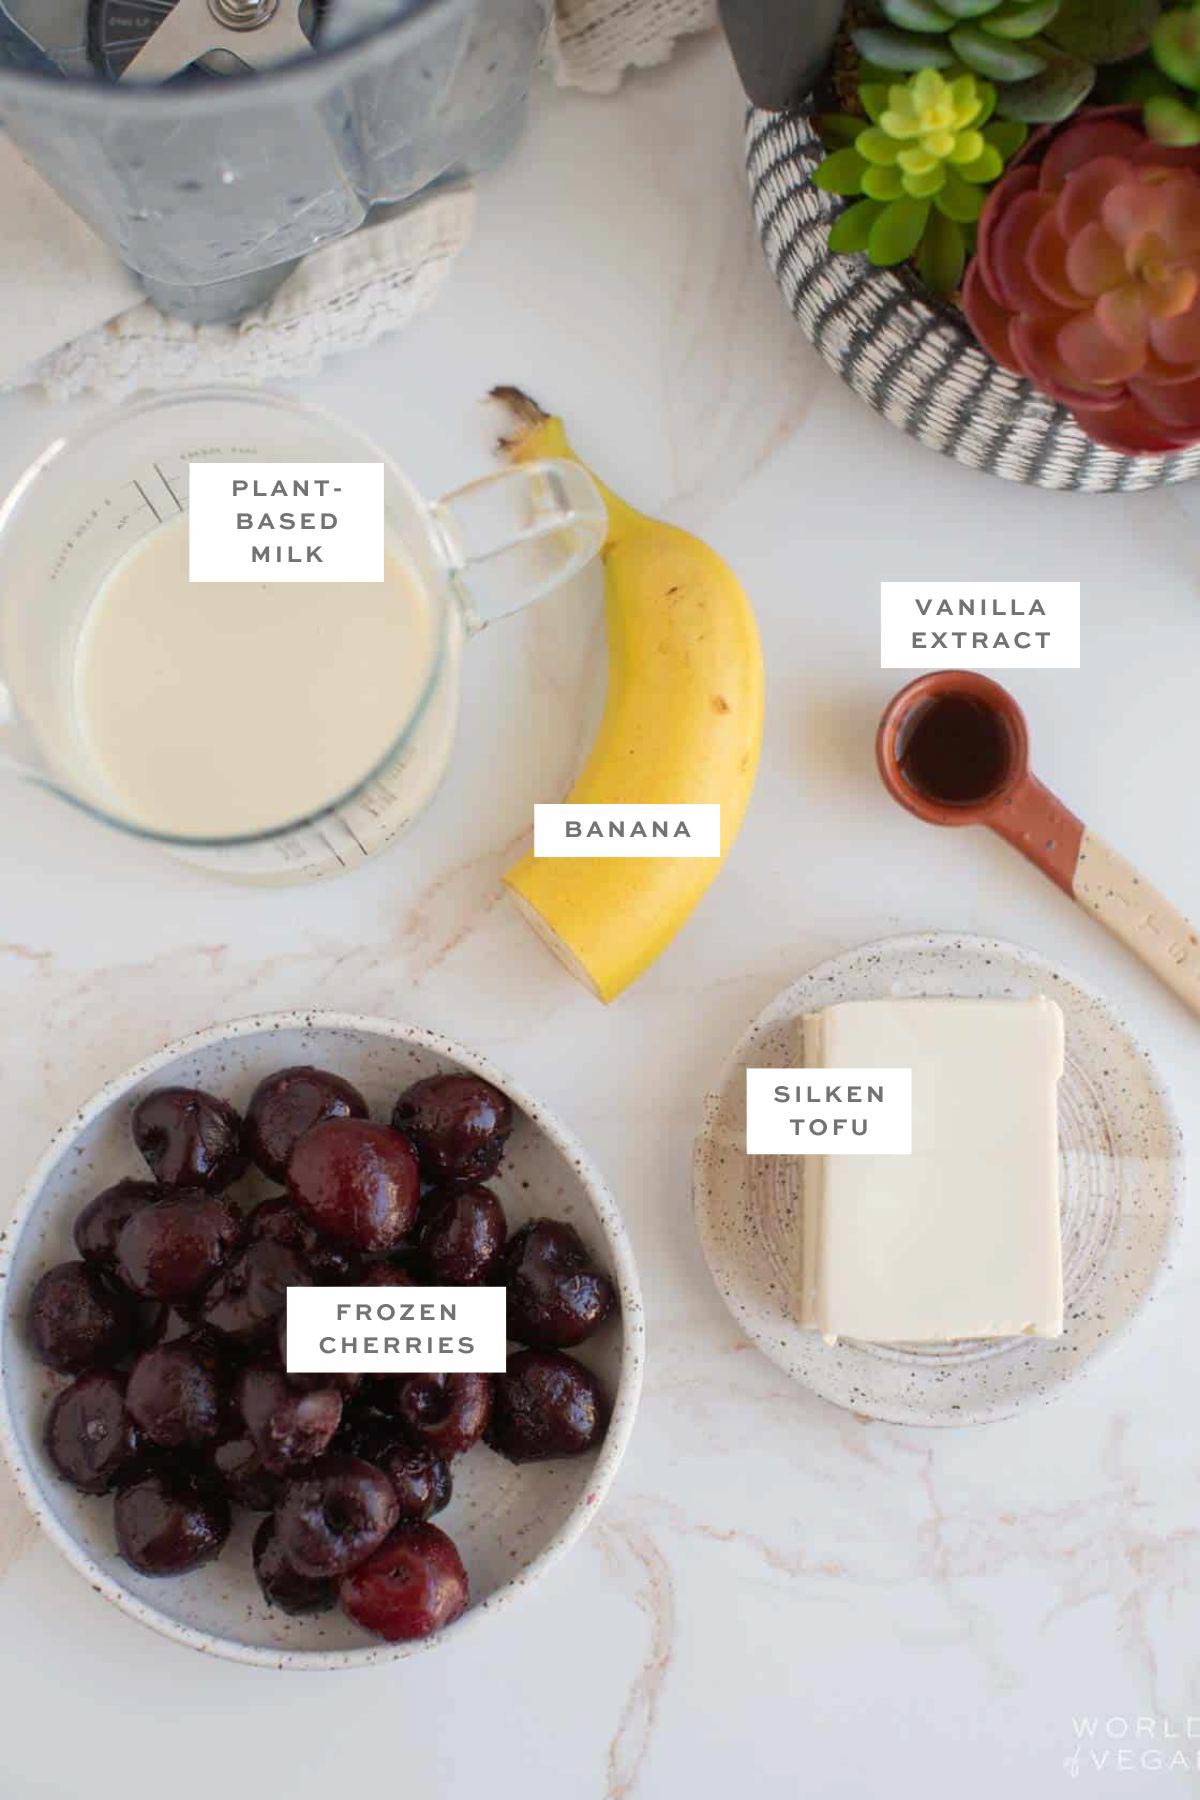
xmin=692 ymin=932 xmax=1185 ymax=1426
xmin=0 ymin=1011 xmax=644 ymax=1670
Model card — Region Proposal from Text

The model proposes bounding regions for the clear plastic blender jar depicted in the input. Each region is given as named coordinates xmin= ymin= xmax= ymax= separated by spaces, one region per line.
xmin=0 ymin=0 xmax=549 ymax=320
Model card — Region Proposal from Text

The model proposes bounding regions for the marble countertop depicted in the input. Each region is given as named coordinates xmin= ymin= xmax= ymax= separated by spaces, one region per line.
xmin=2 ymin=33 xmax=1199 ymax=1800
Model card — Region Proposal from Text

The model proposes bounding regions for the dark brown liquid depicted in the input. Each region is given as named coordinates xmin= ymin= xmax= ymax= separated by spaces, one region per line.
xmin=896 ymin=694 xmax=1013 ymax=805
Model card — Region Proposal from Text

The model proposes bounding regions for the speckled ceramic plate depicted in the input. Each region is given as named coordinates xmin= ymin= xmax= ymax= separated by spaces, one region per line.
xmin=693 ymin=934 xmax=1183 ymax=1427
xmin=0 ymin=1013 xmax=643 ymax=1668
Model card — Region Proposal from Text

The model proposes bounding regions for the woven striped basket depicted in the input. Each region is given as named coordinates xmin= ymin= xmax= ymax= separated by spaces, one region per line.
xmin=746 ymin=103 xmax=1200 ymax=493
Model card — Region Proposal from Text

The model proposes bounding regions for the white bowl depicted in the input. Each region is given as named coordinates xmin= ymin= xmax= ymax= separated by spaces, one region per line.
xmin=0 ymin=1012 xmax=643 ymax=1669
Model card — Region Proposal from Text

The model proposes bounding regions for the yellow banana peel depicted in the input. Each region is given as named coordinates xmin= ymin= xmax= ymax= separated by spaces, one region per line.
xmin=493 ymin=388 xmax=764 ymax=1003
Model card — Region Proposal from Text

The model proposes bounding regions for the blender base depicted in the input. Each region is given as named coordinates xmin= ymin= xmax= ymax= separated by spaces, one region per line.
xmin=135 ymin=258 xmax=298 ymax=323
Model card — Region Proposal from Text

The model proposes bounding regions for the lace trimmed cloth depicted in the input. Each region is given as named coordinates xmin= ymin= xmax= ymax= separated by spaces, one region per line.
xmin=550 ymin=0 xmax=715 ymax=92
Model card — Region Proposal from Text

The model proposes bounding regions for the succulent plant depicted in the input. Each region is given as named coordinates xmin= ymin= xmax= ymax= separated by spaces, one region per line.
xmin=1144 ymin=4 xmax=1200 ymax=143
xmin=853 ymin=0 xmax=1160 ymax=124
xmin=962 ymin=108 xmax=1200 ymax=450
xmin=815 ymin=68 xmax=1027 ymax=291
xmin=859 ymin=0 xmax=1063 ymax=72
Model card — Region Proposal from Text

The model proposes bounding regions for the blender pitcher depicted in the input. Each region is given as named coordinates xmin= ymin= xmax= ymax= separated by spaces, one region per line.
xmin=0 ymin=388 xmax=606 ymax=882
xmin=0 ymin=0 xmax=549 ymax=320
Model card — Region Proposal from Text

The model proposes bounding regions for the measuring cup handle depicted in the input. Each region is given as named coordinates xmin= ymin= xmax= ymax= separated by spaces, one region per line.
xmin=987 ymin=772 xmax=1084 ymax=897
xmin=0 ymin=678 xmax=29 ymax=778
xmin=429 ymin=461 xmax=606 ymax=633
xmin=1073 ymin=830 xmax=1200 ymax=1019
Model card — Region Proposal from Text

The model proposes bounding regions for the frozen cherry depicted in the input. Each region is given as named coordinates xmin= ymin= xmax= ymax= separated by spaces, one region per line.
xmin=114 ymin=1466 xmax=229 ymax=1576
xmin=386 ymin=1373 xmax=492 ymax=1459
xmin=488 ymin=1350 xmax=609 ymax=1463
xmin=237 ymin=1365 xmax=343 ymax=1475
xmin=503 ymin=1219 xmax=616 ymax=1348
xmin=211 ymin=1432 xmax=279 ymax=1511
xmin=246 ymin=1066 xmax=368 ymax=1183
xmin=331 ymin=1393 xmax=400 ymax=1456
xmin=418 ymin=1186 xmax=507 ymax=1285
xmin=340 ymin=1523 xmax=468 ymax=1643
xmin=392 ymin=1074 xmax=512 ymax=1186
xmin=73 ymin=1180 xmax=159 ymax=1274
xmin=287 ymin=1119 xmax=418 ymax=1254
xmin=44 ymin=1370 xmax=139 ymax=1494
xmin=245 ymin=1194 xmax=361 ymax=1284
xmin=27 ymin=1261 xmax=133 ymax=1373
xmin=198 ymin=1240 xmax=310 ymax=1349
xmin=115 ymin=1190 xmax=241 ymax=1303
xmin=274 ymin=1455 xmax=399 ymax=1579
xmin=253 ymin=1517 xmax=336 ymax=1615
xmin=367 ymin=1436 xmax=451 ymax=1523
xmin=132 ymin=1086 xmax=247 ymax=1192
xmin=126 ymin=1336 xmax=225 ymax=1448
xmin=276 ymin=1314 xmax=362 ymax=1398
xmin=125 ymin=1295 xmax=172 ymax=1352
xmin=358 ymin=1261 xmax=416 ymax=1289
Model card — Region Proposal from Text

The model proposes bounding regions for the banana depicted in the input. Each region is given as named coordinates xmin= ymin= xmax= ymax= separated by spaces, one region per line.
xmin=493 ymin=388 xmax=764 ymax=1003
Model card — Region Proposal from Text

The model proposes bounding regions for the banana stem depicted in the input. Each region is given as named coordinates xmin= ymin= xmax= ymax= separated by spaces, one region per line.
xmin=489 ymin=385 xmax=642 ymax=552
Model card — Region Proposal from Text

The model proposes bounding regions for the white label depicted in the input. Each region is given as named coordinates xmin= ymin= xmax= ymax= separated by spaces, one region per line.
xmin=534 ymin=802 xmax=721 ymax=857
xmin=188 ymin=462 xmax=384 ymax=583
xmin=286 ymin=1286 xmax=507 ymax=1373
xmin=880 ymin=582 xmax=1080 ymax=669
xmin=745 ymin=1068 xmax=913 ymax=1155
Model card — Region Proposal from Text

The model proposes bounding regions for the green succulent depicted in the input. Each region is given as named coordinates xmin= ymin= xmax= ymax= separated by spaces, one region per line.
xmin=853 ymin=0 xmax=1160 ymax=124
xmin=1145 ymin=4 xmax=1200 ymax=143
xmin=814 ymin=67 xmax=1028 ymax=292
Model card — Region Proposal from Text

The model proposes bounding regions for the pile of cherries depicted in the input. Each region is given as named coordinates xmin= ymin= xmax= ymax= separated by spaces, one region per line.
xmin=27 ymin=1064 xmax=616 ymax=1644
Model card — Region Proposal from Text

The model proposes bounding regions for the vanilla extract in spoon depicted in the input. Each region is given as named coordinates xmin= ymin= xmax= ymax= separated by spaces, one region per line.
xmin=895 ymin=691 xmax=1014 ymax=807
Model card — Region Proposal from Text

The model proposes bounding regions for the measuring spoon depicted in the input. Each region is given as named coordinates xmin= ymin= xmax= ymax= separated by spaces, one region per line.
xmin=876 ymin=669 xmax=1200 ymax=1019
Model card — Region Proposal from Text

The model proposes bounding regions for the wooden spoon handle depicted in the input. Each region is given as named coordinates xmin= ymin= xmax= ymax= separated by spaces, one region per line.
xmin=988 ymin=777 xmax=1200 ymax=1018
xmin=1072 ymin=830 xmax=1200 ymax=1020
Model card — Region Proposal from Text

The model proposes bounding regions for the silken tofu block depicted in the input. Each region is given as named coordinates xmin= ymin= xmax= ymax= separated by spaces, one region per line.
xmin=799 ymin=997 xmax=1064 ymax=1344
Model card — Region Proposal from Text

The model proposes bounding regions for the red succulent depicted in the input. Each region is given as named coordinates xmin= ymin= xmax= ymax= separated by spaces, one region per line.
xmin=964 ymin=108 xmax=1200 ymax=454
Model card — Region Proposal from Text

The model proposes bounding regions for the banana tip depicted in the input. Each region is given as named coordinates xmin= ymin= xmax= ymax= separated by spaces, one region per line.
xmin=488 ymin=385 xmax=551 ymax=456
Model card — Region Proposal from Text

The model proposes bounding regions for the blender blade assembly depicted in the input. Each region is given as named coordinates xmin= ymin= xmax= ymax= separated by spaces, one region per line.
xmin=92 ymin=0 xmax=317 ymax=80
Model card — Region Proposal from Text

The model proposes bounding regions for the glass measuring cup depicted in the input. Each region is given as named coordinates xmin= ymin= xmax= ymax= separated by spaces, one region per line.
xmin=0 ymin=387 xmax=605 ymax=882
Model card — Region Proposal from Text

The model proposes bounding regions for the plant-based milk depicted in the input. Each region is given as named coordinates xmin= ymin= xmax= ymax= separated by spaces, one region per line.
xmin=73 ymin=513 xmax=437 ymax=838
